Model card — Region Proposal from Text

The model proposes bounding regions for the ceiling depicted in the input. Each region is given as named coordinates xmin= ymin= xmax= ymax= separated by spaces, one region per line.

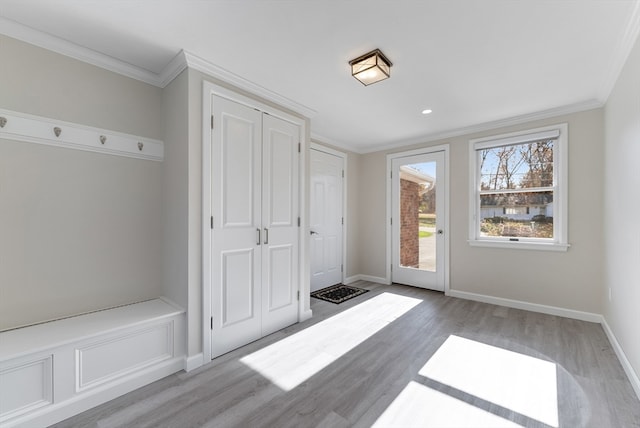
xmin=1 ymin=0 xmax=639 ymax=153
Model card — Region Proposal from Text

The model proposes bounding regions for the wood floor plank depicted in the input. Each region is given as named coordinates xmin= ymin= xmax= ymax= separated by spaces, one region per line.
xmin=52 ymin=283 xmax=640 ymax=428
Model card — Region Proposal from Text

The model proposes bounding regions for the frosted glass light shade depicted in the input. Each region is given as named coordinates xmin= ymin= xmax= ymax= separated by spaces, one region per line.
xmin=349 ymin=49 xmax=392 ymax=86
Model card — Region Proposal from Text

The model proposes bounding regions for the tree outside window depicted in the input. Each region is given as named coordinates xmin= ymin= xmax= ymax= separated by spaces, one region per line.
xmin=469 ymin=124 xmax=569 ymax=251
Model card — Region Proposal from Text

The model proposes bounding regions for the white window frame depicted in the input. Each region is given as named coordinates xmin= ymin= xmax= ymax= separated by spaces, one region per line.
xmin=468 ymin=123 xmax=569 ymax=252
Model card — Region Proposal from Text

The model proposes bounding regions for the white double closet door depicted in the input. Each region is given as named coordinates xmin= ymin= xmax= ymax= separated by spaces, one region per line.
xmin=210 ymin=96 xmax=300 ymax=358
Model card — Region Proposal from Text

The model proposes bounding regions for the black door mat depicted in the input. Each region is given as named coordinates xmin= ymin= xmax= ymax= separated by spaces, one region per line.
xmin=311 ymin=284 xmax=369 ymax=304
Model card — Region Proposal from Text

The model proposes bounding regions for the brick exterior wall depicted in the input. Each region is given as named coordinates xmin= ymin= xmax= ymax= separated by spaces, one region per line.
xmin=400 ymin=179 xmax=420 ymax=268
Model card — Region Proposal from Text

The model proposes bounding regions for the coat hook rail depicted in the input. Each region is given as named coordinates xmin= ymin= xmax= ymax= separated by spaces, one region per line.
xmin=0 ymin=109 xmax=163 ymax=161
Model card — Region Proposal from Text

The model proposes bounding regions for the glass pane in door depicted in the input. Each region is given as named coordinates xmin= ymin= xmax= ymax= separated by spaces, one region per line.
xmin=399 ymin=162 xmax=436 ymax=272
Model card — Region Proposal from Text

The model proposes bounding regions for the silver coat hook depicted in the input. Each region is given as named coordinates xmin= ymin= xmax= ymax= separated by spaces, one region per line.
xmin=53 ymin=127 xmax=62 ymax=137
xmin=137 ymin=142 xmax=144 ymax=151
xmin=100 ymin=135 xmax=107 ymax=144
xmin=0 ymin=117 xmax=6 ymax=128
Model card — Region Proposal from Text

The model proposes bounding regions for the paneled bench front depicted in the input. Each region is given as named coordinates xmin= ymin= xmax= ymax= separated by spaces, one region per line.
xmin=0 ymin=298 xmax=185 ymax=428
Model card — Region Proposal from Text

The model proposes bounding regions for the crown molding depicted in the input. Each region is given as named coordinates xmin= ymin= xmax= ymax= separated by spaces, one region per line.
xmin=350 ymin=99 xmax=603 ymax=154
xmin=597 ymin=0 xmax=640 ymax=102
xmin=182 ymin=51 xmax=317 ymax=119
xmin=0 ymin=19 xmax=316 ymax=118
xmin=0 ymin=17 xmax=167 ymax=87
xmin=158 ymin=50 xmax=189 ymax=88
xmin=310 ymin=132 xmax=360 ymax=154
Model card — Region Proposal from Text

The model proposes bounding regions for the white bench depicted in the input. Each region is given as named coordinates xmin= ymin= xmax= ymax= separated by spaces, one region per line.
xmin=0 ymin=298 xmax=185 ymax=428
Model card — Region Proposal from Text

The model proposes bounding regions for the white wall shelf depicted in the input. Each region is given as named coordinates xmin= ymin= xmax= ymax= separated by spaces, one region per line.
xmin=0 ymin=109 xmax=164 ymax=161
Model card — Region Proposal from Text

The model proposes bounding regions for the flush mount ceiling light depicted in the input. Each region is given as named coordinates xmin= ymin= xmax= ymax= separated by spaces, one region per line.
xmin=349 ymin=49 xmax=393 ymax=86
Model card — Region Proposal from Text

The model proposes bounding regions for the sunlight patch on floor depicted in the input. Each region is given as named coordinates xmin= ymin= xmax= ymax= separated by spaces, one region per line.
xmin=373 ymin=381 xmax=522 ymax=428
xmin=419 ymin=335 xmax=558 ymax=427
xmin=240 ymin=292 xmax=422 ymax=391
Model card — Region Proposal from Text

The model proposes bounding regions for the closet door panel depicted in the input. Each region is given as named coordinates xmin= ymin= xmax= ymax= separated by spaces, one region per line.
xmin=211 ymin=97 xmax=262 ymax=358
xmin=261 ymin=114 xmax=299 ymax=337
xmin=221 ymin=113 xmax=259 ymax=227
xmin=265 ymin=127 xmax=295 ymax=226
xmin=266 ymin=244 xmax=294 ymax=311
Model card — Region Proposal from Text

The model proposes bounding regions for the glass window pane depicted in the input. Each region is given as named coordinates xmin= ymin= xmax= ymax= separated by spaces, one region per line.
xmin=480 ymin=191 xmax=553 ymax=239
xmin=479 ymin=140 xmax=554 ymax=190
xmin=399 ymin=162 xmax=436 ymax=272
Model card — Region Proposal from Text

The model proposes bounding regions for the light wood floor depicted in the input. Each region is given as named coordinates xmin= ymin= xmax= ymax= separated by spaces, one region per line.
xmin=53 ymin=282 xmax=640 ymax=428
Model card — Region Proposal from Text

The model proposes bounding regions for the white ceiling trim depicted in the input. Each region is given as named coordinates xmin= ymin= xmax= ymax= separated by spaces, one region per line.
xmin=342 ymin=99 xmax=603 ymax=154
xmin=597 ymin=1 xmax=640 ymax=102
xmin=182 ymin=51 xmax=317 ymax=119
xmin=159 ymin=51 xmax=189 ymax=88
xmin=0 ymin=17 xmax=167 ymax=87
xmin=310 ymin=132 xmax=360 ymax=154
xmin=0 ymin=18 xmax=317 ymax=119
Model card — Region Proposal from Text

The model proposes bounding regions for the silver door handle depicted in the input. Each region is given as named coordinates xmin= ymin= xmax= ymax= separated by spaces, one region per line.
xmin=310 ymin=230 xmax=318 ymax=235
xmin=437 ymin=229 xmax=444 ymax=235
xmin=256 ymin=228 xmax=261 ymax=245
xmin=264 ymin=228 xmax=269 ymax=244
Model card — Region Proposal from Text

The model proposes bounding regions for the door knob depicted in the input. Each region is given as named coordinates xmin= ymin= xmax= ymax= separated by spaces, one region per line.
xmin=437 ymin=229 xmax=444 ymax=235
xmin=310 ymin=230 xmax=319 ymax=235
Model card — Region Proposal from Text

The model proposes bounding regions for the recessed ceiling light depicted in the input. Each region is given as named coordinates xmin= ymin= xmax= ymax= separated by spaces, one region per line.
xmin=421 ymin=109 xmax=433 ymax=115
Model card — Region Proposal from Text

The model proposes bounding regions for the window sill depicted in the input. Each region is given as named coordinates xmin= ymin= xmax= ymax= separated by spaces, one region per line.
xmin=468 ymin=240 xmax=570 ymax=252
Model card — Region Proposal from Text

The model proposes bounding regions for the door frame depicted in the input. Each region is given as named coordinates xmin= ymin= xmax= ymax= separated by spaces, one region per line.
xmin=310 ymin=142 xmax=347 ymax=287
xmin=386 ymin=144 xmax=450 ymax=293
xmin=202 ymin=80 xmax=310 ymax=363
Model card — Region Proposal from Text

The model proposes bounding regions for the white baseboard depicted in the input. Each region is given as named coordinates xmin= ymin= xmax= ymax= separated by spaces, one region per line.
xmin=184 ymin=353 xmax=204 ymax=372
xmin=446 ymin=289 xmax=602 ymax=323
xmin=447 ymin=290 xmax=640 ymax=399
xmin=344 ymin=274 xmax=389 ymax=285
xmin=300 ymin=309 xmax=313 ymax=322
xmin=600 ymin=317 xmax=640 ymax=400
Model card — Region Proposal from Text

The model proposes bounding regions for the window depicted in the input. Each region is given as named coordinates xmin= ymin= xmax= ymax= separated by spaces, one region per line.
xmin=468 ymin=124 xmax=569 ymax=251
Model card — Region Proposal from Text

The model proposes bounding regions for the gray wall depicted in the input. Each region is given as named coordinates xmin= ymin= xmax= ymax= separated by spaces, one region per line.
xmin=604 ymin=34 xmax=640 ymax=385
xmin=357 ymin=108 xmax=605 ymax=314
xmin=0 ymin=36 xmax=164 ymax=329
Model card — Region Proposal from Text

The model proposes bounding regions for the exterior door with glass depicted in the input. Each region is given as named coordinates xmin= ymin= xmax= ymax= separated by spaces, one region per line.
xmin=391 ymin=151 xmax=445 ymax=291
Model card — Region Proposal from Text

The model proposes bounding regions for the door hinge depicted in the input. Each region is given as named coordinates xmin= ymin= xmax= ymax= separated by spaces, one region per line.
xmin=298 ymin=217 xmax=301 ymax=227
xmin=211 ymin=115 xmax=214 ymax=129
xmin=390 ymin=171 xmax=392 ymax=179
xmin=211 ymin=216 xmax=213 ymax=229
xmin=342 ymin=170 xmax=345 ymax=178
xmin=297 ymin=290 xmax=300 ymax=301
xmin=210 ymin=316 xmax=213 ymax=330
xmin=391 ymin=264 xmax=393 ymax=272
xmin=390 ymin=217 xmax=393 ymax=225
xmin=298 ymin=142 xmax=301 ymax=153
xmin=341 ymin=264 xmax=344 ymax=273
xmin=341 ymin=217 xmax=344 ymax=225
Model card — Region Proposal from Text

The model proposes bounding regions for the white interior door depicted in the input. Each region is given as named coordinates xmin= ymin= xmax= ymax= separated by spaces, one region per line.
xmin=260 ymin=114 xmax=300 ymax=336
xmin=391 ymin=151 xmax=445 ymax=291
xmin=211 ymin=96 xmax=263 ymax=357
xmin=310 ymin=149 xmax=344 ymax=292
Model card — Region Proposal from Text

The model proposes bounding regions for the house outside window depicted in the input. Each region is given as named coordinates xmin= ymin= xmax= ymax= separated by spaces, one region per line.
xmin=468 ymin=124 xmax=569 ymax=251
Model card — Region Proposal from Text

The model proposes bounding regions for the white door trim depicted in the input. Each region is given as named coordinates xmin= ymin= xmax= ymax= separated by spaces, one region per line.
xmin=310 ymin=142 xmax=348 ymax=286
xmin=202 ymin=80 xmax=309 ymax=363
xmin=386 ymin=144 xmax=450 ymax=293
